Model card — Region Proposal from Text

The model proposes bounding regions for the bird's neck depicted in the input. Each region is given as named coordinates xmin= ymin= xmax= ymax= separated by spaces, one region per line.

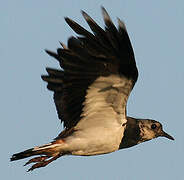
xmin=119 ymin=117 xmax=141 ymax=149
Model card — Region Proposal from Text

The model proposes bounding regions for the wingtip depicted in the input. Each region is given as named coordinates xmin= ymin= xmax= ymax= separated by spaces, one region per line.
xmin=59 ymin=41 xmax=67 ymax=49
xmin=41 ymin=75 xmax=49 ymax=82
xmin=100 ymin=5 xmax=105 ymax=10
xmin=81 ymin=10 xmax=92 ymax=22
xmin=45 ymin=49 xmax=49 ymax=53
xmin=64 ymin=16 xmax=70 ymax=23
xmin=45 ymin=49 xmax=53 ymax=55
xmin=80 ymin=10 xmax=86 ymax=16
xmin=65 ymin=17 xmax=76 ymax=27
xmin=45 ymin=67 xmax=54 ymax=74
xmin=45 ymin=49 xmax=59 ymax=59
xmin=117 ymin=18 xmax=127 ymax=31
xmin=101 ymin=6 xmax=111 ymax=21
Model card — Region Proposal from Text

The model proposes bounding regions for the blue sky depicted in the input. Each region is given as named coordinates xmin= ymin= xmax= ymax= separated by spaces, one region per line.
xmin=1 ymin=0 xmax=184 ymax=179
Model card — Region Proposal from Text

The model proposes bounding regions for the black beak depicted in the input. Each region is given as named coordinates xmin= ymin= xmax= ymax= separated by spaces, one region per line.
xmin=160 ymin=131 xmax=174 ymax=140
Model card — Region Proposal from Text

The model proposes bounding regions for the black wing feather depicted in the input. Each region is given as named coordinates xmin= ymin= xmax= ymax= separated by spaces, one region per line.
xmin=42 ymin=7 xmax=138 ymax=129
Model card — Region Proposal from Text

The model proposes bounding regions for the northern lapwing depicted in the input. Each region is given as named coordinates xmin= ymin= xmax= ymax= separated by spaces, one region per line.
xmin=11 ymin=7 xmax=174 ymax=172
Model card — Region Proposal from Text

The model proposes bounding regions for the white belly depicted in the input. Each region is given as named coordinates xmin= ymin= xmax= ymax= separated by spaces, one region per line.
xmin=63 ymin=126 xmax=125 ymax=156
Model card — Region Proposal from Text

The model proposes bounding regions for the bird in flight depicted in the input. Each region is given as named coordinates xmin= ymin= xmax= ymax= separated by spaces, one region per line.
xmin=11 ymin=7 xmax=174 ymax=172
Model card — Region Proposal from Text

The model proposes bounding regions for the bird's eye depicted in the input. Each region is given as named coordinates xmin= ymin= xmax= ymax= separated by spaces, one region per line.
xmin=151 ymin=124 xmax=157 ymax=129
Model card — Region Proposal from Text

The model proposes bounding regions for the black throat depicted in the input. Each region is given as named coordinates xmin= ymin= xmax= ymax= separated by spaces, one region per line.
xmin=119 ymin=117 xmax=141 ymax=149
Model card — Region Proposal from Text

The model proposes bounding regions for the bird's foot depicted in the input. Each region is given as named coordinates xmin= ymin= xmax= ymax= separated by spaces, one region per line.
xmin=24 ymin=156 xmax=50 ymax=166
xmin=25 ymin=154 xmax=61 ymax=172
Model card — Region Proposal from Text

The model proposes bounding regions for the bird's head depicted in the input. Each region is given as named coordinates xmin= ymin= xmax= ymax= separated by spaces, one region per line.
xmin=138 ymin=119 xmax=174 ymax=143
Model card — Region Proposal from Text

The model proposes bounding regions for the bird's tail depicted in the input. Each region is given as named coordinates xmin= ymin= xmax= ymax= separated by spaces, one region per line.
xmin=11 ymin=142 xmax=61 ymax=161
xmin=11 ymin=147 xmax=39 ymax=161
xmin=10 ymin=140 xmax=65 ymax=171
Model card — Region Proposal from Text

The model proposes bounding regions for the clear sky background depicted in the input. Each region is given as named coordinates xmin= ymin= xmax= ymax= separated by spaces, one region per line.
xmin=1 ymin=0 xmax=184 ymax=179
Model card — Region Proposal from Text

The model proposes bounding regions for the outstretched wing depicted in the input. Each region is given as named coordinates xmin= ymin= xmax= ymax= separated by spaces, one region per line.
xmin=42 ymin=7 xmax=138 ymax=130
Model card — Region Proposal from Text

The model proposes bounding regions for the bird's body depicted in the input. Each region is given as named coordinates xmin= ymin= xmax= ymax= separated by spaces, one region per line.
xmin=11 ymin=7 xmax=174 ymax=172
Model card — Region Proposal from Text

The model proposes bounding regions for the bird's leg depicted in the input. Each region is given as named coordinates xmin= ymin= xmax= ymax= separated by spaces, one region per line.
xmin=26 ymin=154 xmax=61 ymax=172
xmin=24 ymin=156 xmax=50 ymax=166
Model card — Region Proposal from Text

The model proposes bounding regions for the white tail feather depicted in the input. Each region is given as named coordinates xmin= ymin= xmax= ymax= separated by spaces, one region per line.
xmin=33 ymin=143 xmax=60 ymax=151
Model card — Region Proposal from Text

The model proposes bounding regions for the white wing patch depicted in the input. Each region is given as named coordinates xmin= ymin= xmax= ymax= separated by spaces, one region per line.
xmin=77 ymin=74 xmax=133 ymax=129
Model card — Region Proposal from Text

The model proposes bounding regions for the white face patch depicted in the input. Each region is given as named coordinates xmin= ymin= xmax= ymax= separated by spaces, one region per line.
xmin=140 ymin=127 xmax=155 ymax=141
xmin=138 ymin=120 xmax=158 ymax=143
